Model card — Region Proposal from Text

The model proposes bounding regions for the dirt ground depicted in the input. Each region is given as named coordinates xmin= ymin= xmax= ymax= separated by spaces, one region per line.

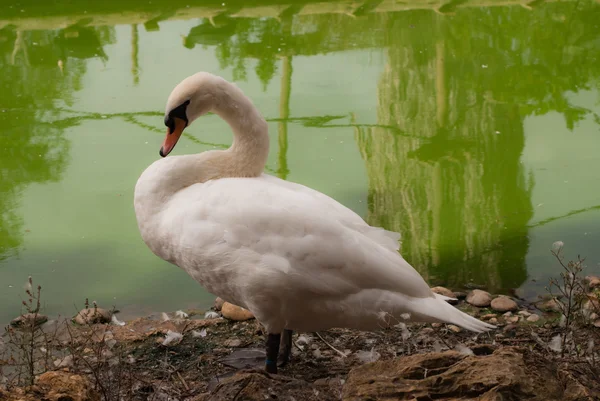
xmin=2 ymin=299 xmax=600 ymax=401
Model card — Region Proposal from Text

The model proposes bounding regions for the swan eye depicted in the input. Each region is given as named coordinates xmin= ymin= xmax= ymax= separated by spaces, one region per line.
xmin=165 ymin=100 xmax=191 ymax=134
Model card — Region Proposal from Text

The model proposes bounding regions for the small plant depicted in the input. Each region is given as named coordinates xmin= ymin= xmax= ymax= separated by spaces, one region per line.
xmin=0 ymin=277 xmax=56 ymax=387
xmin=545 ymin=241 xmax=599 ymax=364
xmin=0 ymin=278 xmax=135 ymax=400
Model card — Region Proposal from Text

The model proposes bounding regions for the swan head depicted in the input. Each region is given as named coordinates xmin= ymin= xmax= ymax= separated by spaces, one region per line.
xmin=160 ymin=72 xmax=221 ymax=157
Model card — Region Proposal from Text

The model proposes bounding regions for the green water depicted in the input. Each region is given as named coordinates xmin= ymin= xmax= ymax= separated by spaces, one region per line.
xmin=1 ymin=0 xmax=599 ymax=324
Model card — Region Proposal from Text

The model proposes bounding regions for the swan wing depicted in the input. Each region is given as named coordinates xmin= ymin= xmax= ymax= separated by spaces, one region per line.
xmin=260 ymin=175 xmax=401 ymax=252
xmin=161 ymin=175 xmax=431 ymax=302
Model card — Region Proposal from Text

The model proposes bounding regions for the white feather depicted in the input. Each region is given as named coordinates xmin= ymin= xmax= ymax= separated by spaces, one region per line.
xmin=162 ymin=330 xmax=183 ymax=346
xmin=204 ymin=311 xmax=220 ymax=319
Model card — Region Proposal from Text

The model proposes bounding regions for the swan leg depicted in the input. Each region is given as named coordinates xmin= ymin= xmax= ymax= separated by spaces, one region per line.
xmin=278 ymin=329 xmax=293 ymax=367
xmin=265 ymin=333 xmax=281 ymax=374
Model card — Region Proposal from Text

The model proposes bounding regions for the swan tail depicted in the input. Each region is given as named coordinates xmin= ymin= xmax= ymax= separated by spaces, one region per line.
xmin=410 ymin=294 xmax=496 ymax=333
xmin=434 ymin=294 xmax=496 ymax=332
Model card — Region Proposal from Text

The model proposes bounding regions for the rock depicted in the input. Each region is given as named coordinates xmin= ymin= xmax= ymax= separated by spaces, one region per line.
xmin=489 ymin=317 xmax=498 ymax=324
xmin=221 ymin=302 xmax=254 ymax=321
xmin=539 ymin=299 xmax=561 ymax=312
xmin=431 ymin=286 xmax=457 ymax=304
xmin=224 ymin=338 xmax=242 ymax=347
xmin=74 ymin=307 xmax=112 ymax=325
xmin=503 ymin=311 xmax=513 ymax=317
xmin=481 ymin=313 xmax=496 ymax=320
xmin=448 ymin=325 xmax=461 ymax=333
xmin=518 ymin=310 xmax=532 ymax=317
xmin=585 ymin=275 xmax=600 ymax=289
xmin=466 ymin=289 xmax=492 ymax=307
xmin=214 ymin=297 xmax=225 ymax=311
xmin=506 ymin=316 xmax=519 ymax=324
xmin=431 ymin=323 xmax=442 ymax=328
xmin=491 ymin=296 xmax=518 ymax=312
xmin=342 ymin=347 xmax=573 ymax=401
xmin=594 ymin=320 xmax=600 ymax=328
xmin=10 ymin=313 xmax=48 ymax=328
xmin=527 ymin=314 xmax=540 ymax=323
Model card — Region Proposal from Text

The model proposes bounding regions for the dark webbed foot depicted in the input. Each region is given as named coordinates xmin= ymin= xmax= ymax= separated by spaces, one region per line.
xmin=265 ymin=333 xmax=281 ymax=374
xmin=278 ymin=329 xmax=293 ymax=367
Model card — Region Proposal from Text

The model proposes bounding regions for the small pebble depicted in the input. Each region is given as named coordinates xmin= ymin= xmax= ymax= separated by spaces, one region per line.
xmin=489 ymin=318 xmax=498 ymax=324
xmin=506 ymin=316 xmax=519 ymax=324
xmin=491 ymin=296 xmax=518 ymax=313
xmin=481 ymin=313 xmax=496 ymax=320
xmin=539 ymin=299 xmax=561 ymax=312
xmin=517 ymin=310 xmax=531 ymax=317
xmin=503 ymin=312 xmax=513 ymax=317
xmin=431 ymin=286 xmax=457 ymax=304
xmin=466 ymin=290 xmax=492 ymax=307
xmin=74 ymin=307 xmax=112 ymax=325
xmin=10 ymin=313 xmax=48 ymax=328
xmin=526 ymin=314 xmax=540 ymax=323
xmin=221 ymin=302 xmax=254 ymax=321
xmin=448 ymin=325 xmax=461 ymax=333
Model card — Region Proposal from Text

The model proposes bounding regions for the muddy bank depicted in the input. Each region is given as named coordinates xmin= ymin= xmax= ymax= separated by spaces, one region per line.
xmin=1 ymin=289 xmax=599 ymax=401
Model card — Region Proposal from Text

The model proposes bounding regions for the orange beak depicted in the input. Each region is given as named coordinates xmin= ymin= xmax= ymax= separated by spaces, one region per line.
xmin=160 ymin=117 xmax=186 ymax=157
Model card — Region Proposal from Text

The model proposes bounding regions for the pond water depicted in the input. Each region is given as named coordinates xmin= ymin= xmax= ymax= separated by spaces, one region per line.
xmin=1 ymin=0 xmax=599 ymax=325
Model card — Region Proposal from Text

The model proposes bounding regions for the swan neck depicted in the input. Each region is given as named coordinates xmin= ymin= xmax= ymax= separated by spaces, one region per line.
xmin=211 ymin=82 xmax=269 ymax=177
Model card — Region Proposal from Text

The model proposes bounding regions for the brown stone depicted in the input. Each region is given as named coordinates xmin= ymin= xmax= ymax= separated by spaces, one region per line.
xmin=430 ymin=286 xmax=455 ymax=298
xmin=10 ymin=313 xmax=48 ymax=328
xmin=342 ymin=348 xmax=570 ymax=401
xmin=221 ymin=302 xmax=254 ymax=321
xmin=506 ymin=316 xmax=519 ymax=324
xmin=539 ymin=298 xmax=561 ymax=312
xmin=491 ymin=296 xmax=518 ymax=312
xmin=466 ymin=289 xmax=492 ymax=307
xmin=73 ymin=307 xmax=112 ymax=325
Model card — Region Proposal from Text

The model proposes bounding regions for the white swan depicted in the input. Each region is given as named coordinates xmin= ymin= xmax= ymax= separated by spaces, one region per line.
xmin=134 ymin=72 xmax=494 ymax=373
